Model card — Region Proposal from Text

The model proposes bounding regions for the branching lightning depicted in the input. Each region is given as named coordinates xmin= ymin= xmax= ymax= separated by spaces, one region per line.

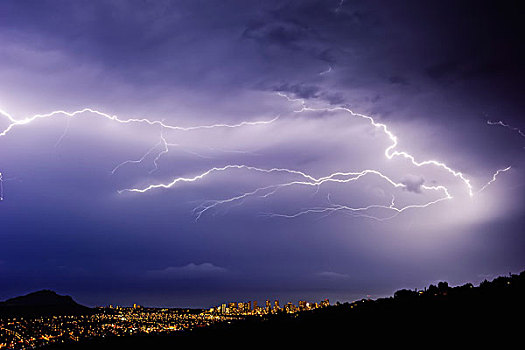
xmin=190 ymin=175 xmax=451 ymax=222
xmin=118 ymin=92 xmax=512 ymax=221
xmin=110 ymin=136 xmax=166 ymax=175
xmin=0 ymin=107 xmax=278 ymax=137
xmin=0 ymin=105 xmax=277 ymax=200
xmin=477 ymin=166 xmax=512 ymax=194
xmin=0 ymin=96 xmax=512 ymax=220
xmin=487 ymin=120 xmax=525 ymax=139
xmin=54 ymin=117 xmax=71 ymax=148
xmin=111 ymin=130 xmax=232 ymax=176
xmin=279 ymin=92 xmax=476 ymax=197
xmin=263 ymin=187 xmax=452 ymax=221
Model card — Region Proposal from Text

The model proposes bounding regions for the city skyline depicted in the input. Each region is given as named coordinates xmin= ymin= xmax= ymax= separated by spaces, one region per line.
xmin=0 ymin=289 xmax=331 ymax=349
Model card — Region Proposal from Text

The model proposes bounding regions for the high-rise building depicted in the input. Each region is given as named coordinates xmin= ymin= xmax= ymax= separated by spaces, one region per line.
xmin=238 ymin=302 xmax=248 ymax=313
xmin=274 ymin=300 xmax=280 ymax=310
xmin=228 ymin=302 xmax=237 ymax=312
xmin=298 ymin=300 xmax=307 ymax=310
xmin=265 ymin=300 xmax=271 ymax=312
xmin=285 ymin=302 xmax=295 ymax=313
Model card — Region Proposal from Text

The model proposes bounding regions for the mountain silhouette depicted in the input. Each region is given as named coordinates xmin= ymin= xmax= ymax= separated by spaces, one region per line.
xmin=0 ymin=290 xmax=91 ymax=317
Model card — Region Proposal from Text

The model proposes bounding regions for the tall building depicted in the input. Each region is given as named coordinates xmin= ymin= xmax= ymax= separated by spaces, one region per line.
xmin=265 ymin=299 xmax=271 ymax=312
xmin=298 ymin=300 xmax=307 ymax=310
xmin=285 ymin=302 xmax=295 ymax=313
xmin=274 ymin=300 xmax=280 ymax=310
xmin=228 ymin=302 xmax=237 ymax=313
xmin=238 ymin=302 xmax=248 ymax=313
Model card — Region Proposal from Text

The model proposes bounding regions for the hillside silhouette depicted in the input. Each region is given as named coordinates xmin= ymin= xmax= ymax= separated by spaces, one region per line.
xmin=44 ymin=270 xmax=525 ymax=348
xmin=0 ymin=290 xmax=91 ymax=318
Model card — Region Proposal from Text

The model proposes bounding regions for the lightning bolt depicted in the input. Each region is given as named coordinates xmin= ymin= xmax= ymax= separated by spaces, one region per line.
xmin=196 ymin=178 xmax=452 ymax=221
xmin=264 ymin=188 xmax=452 ymax=222
xmin=150 ymin=134 xmax=170 ymax=173
xmin=111 ymin=130 xmax=235 ymax=176
xmin=110 ymin=136 xmax=167 ymax=175
xmin=119 ymin=92 xmax=511 ymax=221
xmin=54 ymin=116 xmax=71 ymax=148
xmin=0 ymin=107 xmax=278 ymax=137
xmin=120 ymin=162 xmax=452 ymax=221
xmin=0 ymin=96 xmax=512 ymax=221
xmin=0 ymin=172 xmax=3 ymax=201
xmin=319 ymin=66 xmax=333 ymax=76
xmin=477 ymin=166 xmax=512 ymax=194
xmin=279 ymin=92 xmax=476 ymax=197
xmin=487 ymin=120 xmax=525 ymax=139
xmin=0 ymin=106 xmax=278 ymax=199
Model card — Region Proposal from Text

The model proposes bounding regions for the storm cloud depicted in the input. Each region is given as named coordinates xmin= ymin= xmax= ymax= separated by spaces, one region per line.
xmin=0 ymin=0 xmax=523 ymax=308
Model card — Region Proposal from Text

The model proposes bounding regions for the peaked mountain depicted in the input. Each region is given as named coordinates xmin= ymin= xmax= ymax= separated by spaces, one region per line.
xmin=0 ymin=290 xmax=92 ymax=317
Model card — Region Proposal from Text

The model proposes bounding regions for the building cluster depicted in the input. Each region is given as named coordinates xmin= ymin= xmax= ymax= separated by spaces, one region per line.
xmin=208 ymin=298 xmax=329 ymax=315
xmin=0 ymin=307 xmax=213 ymax=350
xmin=0 ymin=298 xmax=329 ymax=350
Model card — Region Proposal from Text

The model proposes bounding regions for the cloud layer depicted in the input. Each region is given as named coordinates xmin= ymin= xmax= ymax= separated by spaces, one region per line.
xmin=0 ymin=0 xmax=523 ymax=308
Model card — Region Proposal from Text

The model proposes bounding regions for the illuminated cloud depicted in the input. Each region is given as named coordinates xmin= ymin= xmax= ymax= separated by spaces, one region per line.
xmin=401 ymin=175 xmax=425 ymax=194
xmin=147 ymin=263 xmax=228 ymax=279
xmin=317 ymin=271 xmax=351 ymax=280
xmin=0 ymin=0 xmax=523 ymax=307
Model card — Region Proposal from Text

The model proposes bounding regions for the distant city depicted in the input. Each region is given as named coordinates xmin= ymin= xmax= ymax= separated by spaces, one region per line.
xmin=209 ymin=298 xmax=330 ymax=315
xmin=2 ymin=270 xmax=524 ymax=349
xmin=0 ymin=297 xmax=329 ymax=350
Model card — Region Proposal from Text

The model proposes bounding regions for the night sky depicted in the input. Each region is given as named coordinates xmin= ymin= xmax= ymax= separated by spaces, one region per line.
xmin=1 ymin=0 xmax=524 ymax=308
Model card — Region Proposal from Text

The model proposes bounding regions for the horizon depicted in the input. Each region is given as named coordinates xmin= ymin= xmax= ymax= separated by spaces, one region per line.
xmin=3 ymin=268 xmax=522 ymax=310
xmin=1 ymin=0 xmax=524 ymax=310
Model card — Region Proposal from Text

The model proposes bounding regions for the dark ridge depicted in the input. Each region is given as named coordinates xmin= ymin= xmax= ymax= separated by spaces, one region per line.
xmin=0 ymin=290 xmax=92 ymax=318
xmin=44 ymin=270 xmax=525 ymax=348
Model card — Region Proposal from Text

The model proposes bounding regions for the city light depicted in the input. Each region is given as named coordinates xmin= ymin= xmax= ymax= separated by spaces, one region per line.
xmin=0 ymin=298 xmax=329 ymax=349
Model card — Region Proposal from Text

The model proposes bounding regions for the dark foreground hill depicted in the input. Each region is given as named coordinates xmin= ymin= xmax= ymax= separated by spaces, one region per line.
xmin=0 ymin=290 xmax=92 ymax=318
xmin=45 ymin=270 xmax=525 ymax=348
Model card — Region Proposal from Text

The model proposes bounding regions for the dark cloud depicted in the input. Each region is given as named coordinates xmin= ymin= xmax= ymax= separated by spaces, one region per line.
xmin=388 ymin=76 xmax=409 ymax=86
xmin=401 ymin=175 xmax=425 ymax=194
xmin=320 ymin=91 xmax=345 ymax=105
xmin=0 ymin=0 xmax=524 ymax=308
xmin=273 ymin=83 xmax=320 ymax=99
xmin=426 ymin=61 xmax=462 ymax=81
xmin=242 ymin=20 xmax=310 ymax=47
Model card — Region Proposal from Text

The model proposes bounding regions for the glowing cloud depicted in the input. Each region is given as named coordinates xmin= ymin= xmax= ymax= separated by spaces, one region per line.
xmin=118 ymin=93 xmax=512 ymax=220
xmin=0 ymin=96 xmax=511 ymax=221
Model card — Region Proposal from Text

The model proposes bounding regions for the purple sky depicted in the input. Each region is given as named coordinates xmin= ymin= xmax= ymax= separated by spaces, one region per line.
xmin=0 ymin=0 xmax=524 ymax=308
